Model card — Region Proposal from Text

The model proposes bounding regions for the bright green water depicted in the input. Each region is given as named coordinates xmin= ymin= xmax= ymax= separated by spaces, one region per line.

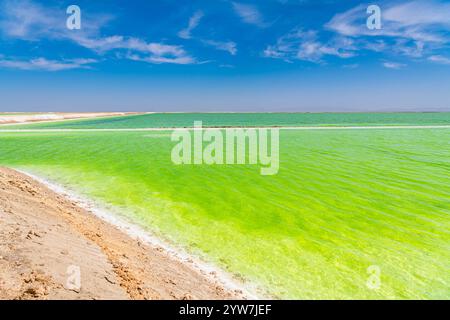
xmin=5 ymin=112 xmax=450 ymax=129
xmin=0 ymin=127 xmax=448 ymax=299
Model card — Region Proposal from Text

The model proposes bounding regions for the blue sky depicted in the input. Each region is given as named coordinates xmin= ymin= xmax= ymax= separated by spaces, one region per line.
xmin=0 ymin=0 xmax=449 ymax=112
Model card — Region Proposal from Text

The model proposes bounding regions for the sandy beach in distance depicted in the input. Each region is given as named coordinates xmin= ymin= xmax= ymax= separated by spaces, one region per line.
xmin=0 ymin=167 xmax=247 ymax=300
xmin=0 ymin=113 xmax=137 ymax=126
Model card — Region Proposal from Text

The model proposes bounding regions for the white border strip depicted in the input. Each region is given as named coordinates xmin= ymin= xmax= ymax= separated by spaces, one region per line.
xmin=1 ymin=125 xmax=450 ymax=132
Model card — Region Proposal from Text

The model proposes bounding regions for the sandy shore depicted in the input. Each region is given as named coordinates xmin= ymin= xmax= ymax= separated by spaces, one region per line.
xmin=0 ymin=167 xmax=246 ymax=300
xmin=0 ymin=113 xmax=137 ymax=126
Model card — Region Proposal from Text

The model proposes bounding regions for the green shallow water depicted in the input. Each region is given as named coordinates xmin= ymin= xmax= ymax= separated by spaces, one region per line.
xmin=6 ymin=112 xmax=450 ymax=129
xmin=0 ymin=127 xmax=449 ymax=299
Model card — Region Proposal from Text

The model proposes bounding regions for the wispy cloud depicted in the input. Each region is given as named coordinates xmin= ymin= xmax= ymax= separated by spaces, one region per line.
xmin=392 ymin=39 xmax=426 ymax=58
xmin=202 ymin=39 xmax=237 ymax=55
xmin=0 ymin=0 xmax=197 ymax=66
xmin=176 ymin=10 xmax=237 ymax=56
xmin=326 ymin=1 xmax=450 ymax=42
xmin=73 ymin=35 xmax=195 ymax=63
xmin=232 ymin=2 xmax=266 ymax=27
xmin=264 ymin=29 xmax=356 ymax=63
xmin=178 ymin=10 xmax=204 ymax=40
xmin=0 ymin=0 xmax=57 ymax=39
xmin=428 ymin=55 xmax=450 ymax=65
xmin=126 ymin=53 xmax=195 ymax=65
xmin=362 ymin=39 xmax=387 ymax=52
xmin=0 ymin=57 xmax=97 ymax=71
xmin=0 ymin=0 xmax=111 ymax=40
xmin=382 ymin=61 xmax=407 ymax=69
xmin=326 ymin=0 xmax=450 ymax=60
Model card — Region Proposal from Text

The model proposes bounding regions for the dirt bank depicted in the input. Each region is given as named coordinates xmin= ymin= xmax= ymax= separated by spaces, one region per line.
xmin=0 ymin=167 xmax=245 ymax=300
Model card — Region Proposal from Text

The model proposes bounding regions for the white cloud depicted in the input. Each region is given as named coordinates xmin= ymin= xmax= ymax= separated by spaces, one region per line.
xmin=382 ymin=62 xmax=406 ymax=69
xmin=393 ymin=39 xmax=425 ymax=58
xmin=77 ymin=35 xmax=197 ymax=66
xmin=176 ymin=10 xmax=237 ymax=56
xmin=428 ymin=55 xmax=450 ymax=65
xmin=80 ymin=36 xmax=197 ymax=64
xmin=383 ymin=1 xmax=450 ymax=27
xmin=325 ymin=5 xmax=366 ymax=37
xmin=178 ymin=11 xmax=204 ymax=39
xmin=0 ymin=0 xmax=59 ymax=39
xmin=40 ymin=31 xmax=197 ymax=65
xmin=326 ymin=1 xmax=450 ymax=51
xmin=202 ymin=40 xmax=237 ymax=55
xmin=0 ymin=57 xmax=97 ymax=71
xmin=264 ymin=29 xmax=356 ymax=63
xmin=232 ymin=2 xmax=266 ymax=27
xmin=363 ymin=39 xmax=387 ymax=52
xmin=127 ymin=54 xmax=195 ymax=65
xmin=0 ymin=0 xmax=197 ymax=65
xmin=327 ymin=1 xmax=450 ymax=42
xmin=0 ymin=0 xmax=111 ymax=41
xmin=75 ymin=35 xmax=187 ymax=56
xmin=323 ymin=1 xmax=450 ymax=65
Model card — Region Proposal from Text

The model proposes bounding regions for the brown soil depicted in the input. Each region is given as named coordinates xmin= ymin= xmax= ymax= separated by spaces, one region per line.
xmin=0 ymin=167 xmax=245 ymax=300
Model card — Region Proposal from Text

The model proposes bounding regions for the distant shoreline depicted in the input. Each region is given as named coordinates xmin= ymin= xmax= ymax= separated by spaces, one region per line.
xmin=0 ymin=112 xmax=141 ymax=126
xmin=2 ymin=111 xmax=449 ymax=115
